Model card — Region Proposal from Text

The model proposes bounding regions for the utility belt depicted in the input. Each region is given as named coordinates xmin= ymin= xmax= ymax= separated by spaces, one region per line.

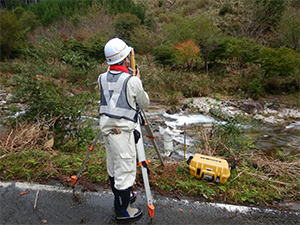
xmin=110 ymin=128 xmax=140 ymax=144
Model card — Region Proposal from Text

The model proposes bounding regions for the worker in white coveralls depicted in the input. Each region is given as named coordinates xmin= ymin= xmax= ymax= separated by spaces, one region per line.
xmin=98 ymin=38 xmax=149 ymax=220
xmin=162 ymin=123 xmax=184 ymax=157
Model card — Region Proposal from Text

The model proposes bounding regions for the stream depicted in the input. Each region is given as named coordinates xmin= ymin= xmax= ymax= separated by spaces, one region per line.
xmin=1 ymin=94 xmax=300 ymax=161
xmin=140 ymin=103 xmax=300 ymax=161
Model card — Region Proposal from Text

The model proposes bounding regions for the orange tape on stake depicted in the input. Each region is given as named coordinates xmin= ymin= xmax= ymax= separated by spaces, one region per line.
xmin=71 ymin=175 xmax=77 ymax=186
xmin=148 ymin=204 xmax=155 ymax=219
xmin=146 ymin=134 xmax=155 ymax=140
xmin=138 ymin=160 xmax=150 ymax=167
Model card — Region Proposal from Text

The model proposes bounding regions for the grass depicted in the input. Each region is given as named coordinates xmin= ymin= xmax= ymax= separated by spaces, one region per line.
xmin=0 ymin=121 xmax=299 ymax=208
xmin=0 ymin=39 xmax=299 ymax=209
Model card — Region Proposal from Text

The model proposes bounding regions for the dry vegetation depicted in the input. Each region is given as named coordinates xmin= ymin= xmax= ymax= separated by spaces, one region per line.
xmin=0 ymin=0 xmax=299 ymax=207
xmin=0 ymin=118 xmax=55 ymax=153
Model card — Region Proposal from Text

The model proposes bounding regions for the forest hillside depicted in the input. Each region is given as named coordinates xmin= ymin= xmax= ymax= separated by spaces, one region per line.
xmin=1 ymin=0 xmax=299 ymax=104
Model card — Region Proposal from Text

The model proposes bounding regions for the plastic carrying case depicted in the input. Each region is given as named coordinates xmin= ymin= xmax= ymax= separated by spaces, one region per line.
xmin=187 ymin=154 xmax=230 ymax=184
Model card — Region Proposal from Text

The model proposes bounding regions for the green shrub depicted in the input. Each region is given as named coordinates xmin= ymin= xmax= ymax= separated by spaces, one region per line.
xmin=19 ymin=10 xmax=41 ymax=32
xmin=219 ymin=2 xmax=234 ymax=16
xmin=26 ymin=0 xmax=92 ymax=26
xmin=114 ymin=13 xmax=141 ymax=40
xmin=8 ymin=28 xmax=99 ymax=151
xmin=258 ymin=47 xmax=300 ymax=78
xmin=0 ymin=9 xmax=25 ymax=60
xmin=13 ymin=7 xmax=25 ymax=19
xmin=152 ymin=44 xmax=176 ymax=68
xmin=89 ymin=39 xmax=106 ymax=63
xmin=249 ymin=77 xmax=264 ymax=98
xmin=104 ymin=0 xmax=146 ymax=24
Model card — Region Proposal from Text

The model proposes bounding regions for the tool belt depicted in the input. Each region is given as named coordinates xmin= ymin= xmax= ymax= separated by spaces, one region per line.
xmin=110 ymin=128 xmax=121 ymax=135
xmin=110 ymin=128 xmax=140 ymax=144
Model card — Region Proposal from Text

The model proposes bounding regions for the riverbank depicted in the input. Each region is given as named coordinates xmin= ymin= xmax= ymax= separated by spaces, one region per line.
xmin=179 ymin=97 xmax=300 ymax=126
xmin=1 ymin=87 xmax=300 ymax=211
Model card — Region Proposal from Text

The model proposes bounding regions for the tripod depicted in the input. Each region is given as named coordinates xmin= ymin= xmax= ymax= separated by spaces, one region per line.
xmin=135 ymin=109 xmax=164 ymax=220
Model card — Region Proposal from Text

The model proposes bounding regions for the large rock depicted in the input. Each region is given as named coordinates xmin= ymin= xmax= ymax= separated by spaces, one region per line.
xmin=241 ymin=100 xmax=264 ymax=114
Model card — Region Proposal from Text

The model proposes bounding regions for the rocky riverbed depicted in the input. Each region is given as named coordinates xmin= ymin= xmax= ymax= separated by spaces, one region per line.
xmin=1 ymin=84 xmax=300 ymax=155
xmin=179 ymin=97 xmax=300 ymax=126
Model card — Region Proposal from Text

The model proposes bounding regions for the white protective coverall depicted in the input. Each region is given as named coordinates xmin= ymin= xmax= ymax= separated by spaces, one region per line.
xmin=163 ymin=126 xmax=182 ymax=155
xmin=99 ymin=69 xmax=149 ymax=190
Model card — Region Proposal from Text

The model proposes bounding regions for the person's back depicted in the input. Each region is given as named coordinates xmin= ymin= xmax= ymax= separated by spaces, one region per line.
xmin=98 ymin=37 xmax=149 ymax=221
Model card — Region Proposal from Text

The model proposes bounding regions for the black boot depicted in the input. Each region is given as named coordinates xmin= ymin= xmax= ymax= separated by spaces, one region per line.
xmin=109 ymin=176 xmax=116 ymax=194
xmin=109 ymin=176 xmax=136 ymax=204
xmin=114 ymin=187 xmax=143 ymax=220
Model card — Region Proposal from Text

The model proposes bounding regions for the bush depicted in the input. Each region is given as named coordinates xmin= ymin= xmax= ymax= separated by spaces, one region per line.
xmin=104 ymin=0 xmax=146 ymax=24
xmin=219 ymin=2 xmax=234 ymax=16
xmin=152 ymin=44 xmax=176 ymax=68
xmin=249 ymin=77 xmax=264 ymax=98
xmin=89 ymin=39 xmax=106 ymax=63
xmin=13 ymin=7 xmax=25 ymax=19
xmin=8 ymin=28 xmax=99 ymax=151
xmin=26 ymin=0 xmax=92 ymax=26
xmin=19 ymin=10 xmax=41 ymax=32
xmin=257 ymin=47 xmax=300 ymax=78
xmin=114 ymin=13 xmax=141 ymax=40
xmin=172 ymin=39 xmax=201 ymax=68
xmin=0 ymin=9 xmax=25 ymax=60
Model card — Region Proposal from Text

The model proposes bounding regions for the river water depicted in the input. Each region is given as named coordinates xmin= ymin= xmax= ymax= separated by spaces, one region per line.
xmin=141 ymin=104 xmax=300 ymax=161
xmin=2 ymin=102 xmax=299 ymax=160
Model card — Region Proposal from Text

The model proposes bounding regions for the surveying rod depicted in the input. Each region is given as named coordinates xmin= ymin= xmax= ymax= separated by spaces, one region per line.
xmin=184 ymin=122 xmax=186 ymax=160
xmin=129 ymin=50 xmax=136 ymax=76
xmin=129 ymin=49 xmax=164 ymax=166
xmin=129 ymin=49 xmax=160 ymax=220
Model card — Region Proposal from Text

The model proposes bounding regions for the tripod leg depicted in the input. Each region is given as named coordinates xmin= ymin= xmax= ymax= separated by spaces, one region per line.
xmin=135 ymin=122 xmax=155 ymax=219
xmin=140 ymin=109 xmax=165 ymax=166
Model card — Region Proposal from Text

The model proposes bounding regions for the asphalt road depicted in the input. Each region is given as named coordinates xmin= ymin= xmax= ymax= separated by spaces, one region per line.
xmin=0 ymin=181 xmax=299 ymax=225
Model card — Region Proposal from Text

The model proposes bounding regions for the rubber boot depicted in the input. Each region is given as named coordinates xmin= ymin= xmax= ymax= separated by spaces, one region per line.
xmin=114 ymin=187 xmax=143 ymax=221
xmin=109 ymin=176 xmax=136 ymax=204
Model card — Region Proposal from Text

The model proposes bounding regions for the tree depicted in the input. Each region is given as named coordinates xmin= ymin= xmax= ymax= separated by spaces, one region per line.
xmin=164 ymin=14 xmax=219 ymax=72
xmin=152 ymin=44 xmax=176 ymax=68
xmin=19 ymin=10 xmax=41 ymax=32
xmin=256 ymin=47 xmax=300 ymax=94
xmin=172 ymin=39 xmax=200 ymax=69
xmin=131 ymin=26 xmax=163 ymax=61
xmin=257 ymin=47 xmax=300 ymax=78
xmin=0 ymin=9 xmax=24 ymax=60
xmin=114 ymin=13 xmax=141 ymax=40
xmin=104 ymin=0 xmax=146 ymax=24
xmin=213 ymin=36 xmax=260 ymax=77
xmin=191 ymin=15 xmax=220 ymax=73
xmin=222 ymin=0 xmax=286 ymax=42
xmin=13 ymin=7 xmax=25 ymax=19
xmin=279 ymin=8 xmax=300 ymax=49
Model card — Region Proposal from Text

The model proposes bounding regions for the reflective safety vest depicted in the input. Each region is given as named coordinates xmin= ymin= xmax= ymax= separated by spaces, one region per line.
xmin=99 ymin=71 xmax=139 ymax=122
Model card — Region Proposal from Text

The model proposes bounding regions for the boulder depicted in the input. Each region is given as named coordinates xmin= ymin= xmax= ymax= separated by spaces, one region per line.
xmin=241 ymin=100 xmax=264 ymax=114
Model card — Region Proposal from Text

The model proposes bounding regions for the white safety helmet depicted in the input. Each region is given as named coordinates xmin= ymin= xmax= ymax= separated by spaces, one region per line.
xmin=104 ymin=38 xmax=132 ymax=65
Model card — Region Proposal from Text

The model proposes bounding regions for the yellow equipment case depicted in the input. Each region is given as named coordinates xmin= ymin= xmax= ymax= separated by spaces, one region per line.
xmin=187 ymin=154 xmax=230 ymax=184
